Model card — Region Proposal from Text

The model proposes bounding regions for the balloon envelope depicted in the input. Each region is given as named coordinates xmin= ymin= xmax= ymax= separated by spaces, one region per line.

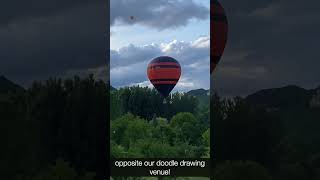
xmin=211 ymin=0 xmax=228 ymax=74
xmin=147 ymin=56 xmax=181 ymax=98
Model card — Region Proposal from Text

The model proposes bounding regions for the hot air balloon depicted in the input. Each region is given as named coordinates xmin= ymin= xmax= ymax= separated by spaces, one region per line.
xmin=211 ymin=0 xmax=228 ymax=74
xmin=147 ymin=56 xmax=181 ymax=98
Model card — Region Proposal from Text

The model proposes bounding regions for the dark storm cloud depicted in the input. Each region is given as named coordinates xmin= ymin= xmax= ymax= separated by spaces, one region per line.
xmin=2 ymin=0 xmax=319 ymax=93
xmin=213 ymin=0 xmax=320 ymax=96
xmin=110 ymin=0 xmax=209 ymax=30
xmin=0 ymin=0 xmax=100 ymax=25
xmin=0 ymin=1 xmax=108 ymax=86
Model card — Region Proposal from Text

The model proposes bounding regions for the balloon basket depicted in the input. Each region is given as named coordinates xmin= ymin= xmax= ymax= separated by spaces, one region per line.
xmin=163 ymin=99 xmax=167 ymax=104
xmin=163 ymin=98 xmax=173 ymax=104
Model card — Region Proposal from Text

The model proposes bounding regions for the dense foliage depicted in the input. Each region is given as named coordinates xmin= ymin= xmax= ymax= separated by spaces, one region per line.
xmin=1 ymin=75 xmax=320 ymax=179
xmin=211 ymin=92 xmax=320 ymax=180
xmin=110 ymin=86 xmax=210 ymax=158
xmin=0 ymin=75 xmax=107 ymax=180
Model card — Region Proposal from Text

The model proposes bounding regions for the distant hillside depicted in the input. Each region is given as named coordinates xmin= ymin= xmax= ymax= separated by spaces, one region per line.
xmin=187 ymin=88 xmax=209 ymax=96
xmin=187 ymin=88 xmax=209 ymax=107
xmin=241 ymin=85 xmax=320 ymax=165
xmin=245 ymin=85 xmax=314 ymax=109
xmin=0 ymin=76 xmax=25 ymax=94
xmin=245 ymin=85 xmax=320 ymax=148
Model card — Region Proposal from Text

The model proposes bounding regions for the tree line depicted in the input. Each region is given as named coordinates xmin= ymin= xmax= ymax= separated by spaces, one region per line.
xmin=1 ymin=75 xmax=320 ymax=179
xmin=1 ymin=75 xmax=107 ymax=180
xmin=110 ymin=86 xmax=210 ymax=159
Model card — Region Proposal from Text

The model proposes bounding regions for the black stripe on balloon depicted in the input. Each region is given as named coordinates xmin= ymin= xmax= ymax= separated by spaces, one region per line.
xmin=154 ymin=84 xmax=176 ymax=98
xmin=151 ymin=56 xmax=179 ymax=64
xmin=211 ymin=14 xmax=227 ymax=22
xmin=148 ymin=65 xmax=180 ymax=69
xmin=150 ymin=79 xmax=179 ymax=82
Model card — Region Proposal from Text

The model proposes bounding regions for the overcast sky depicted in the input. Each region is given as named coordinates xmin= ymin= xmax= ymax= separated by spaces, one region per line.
xmin=110 ymin=0 xmax=210 ymax=92
xmin=1 ymin=0 xmax=319 ymax=96
xmin=0 ymin=0 xmax=108 ymax=87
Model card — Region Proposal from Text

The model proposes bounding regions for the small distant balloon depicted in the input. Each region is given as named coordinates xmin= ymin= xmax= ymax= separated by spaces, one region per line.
xmin=147 ymin=56 xmax=181 ymax=98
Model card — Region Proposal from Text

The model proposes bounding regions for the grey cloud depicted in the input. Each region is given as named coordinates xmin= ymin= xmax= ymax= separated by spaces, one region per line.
xmin=110 ymin=37 xmax=210 ymax=90
xmin=0 ymin=1 xmax=108 ymax=86
xmin=212 ymin=0 xmax=320 ymax=96
xmin=111 ymin=61 xmax=149 ymax=87
xmin=111 ymin=44 xmax=162 ymax=68
xmin=0 ymin=0 xmax=100 ymax=25
xmin=110 ymin=0 xmax=209 ymax=30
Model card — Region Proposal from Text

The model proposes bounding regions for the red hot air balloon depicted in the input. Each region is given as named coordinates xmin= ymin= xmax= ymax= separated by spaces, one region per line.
xmin=147 ymin=56 xmax=181 ymax=98
xmin=211 ymin=0 xmax=228 ymax=74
